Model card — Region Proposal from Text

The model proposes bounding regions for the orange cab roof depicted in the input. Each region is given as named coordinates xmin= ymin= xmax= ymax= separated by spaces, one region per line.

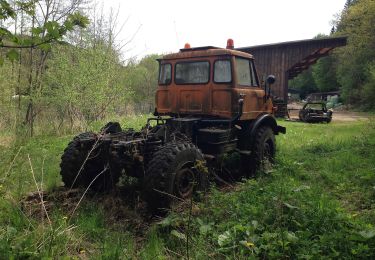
xmin=161 ymin=47 xmax=253 ymax=60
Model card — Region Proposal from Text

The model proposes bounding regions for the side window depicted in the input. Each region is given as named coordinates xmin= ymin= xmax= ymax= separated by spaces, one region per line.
xmin=236 ymin=57 xmax=251 ymax=86
xmin=214 ymin=60 xmax=232 ymax=83
xmin=158 ymin=64 xmax=171 ymax=85
xmin=236 ymin=57 xmax=258 ymax=86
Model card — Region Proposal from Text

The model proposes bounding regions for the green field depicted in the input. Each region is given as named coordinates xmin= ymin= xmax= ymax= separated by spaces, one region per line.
xmin=0 ymin=118 xmax=374 ymax=259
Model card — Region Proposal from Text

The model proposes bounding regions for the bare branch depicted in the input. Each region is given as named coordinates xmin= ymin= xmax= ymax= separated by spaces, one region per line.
xmin=69 ymin=133 xmax=104 ymax=189
xmin=4 ymin=146 xmax=23 ymax=180
xmin=27 ymin=154 xmax=52 ymax=228
xmin=0 ymin=36 xmax=59 ymax=48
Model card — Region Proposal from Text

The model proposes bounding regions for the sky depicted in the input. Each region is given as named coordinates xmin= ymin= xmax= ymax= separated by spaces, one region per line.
xmin=101 ymin=0 xmax=347 ymax=59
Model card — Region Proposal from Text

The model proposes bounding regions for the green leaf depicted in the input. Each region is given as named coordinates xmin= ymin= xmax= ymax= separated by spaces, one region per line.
xmin=0 ymin=56 xmax=4 ymax=66
xmin=31 ymin=27 xmax=44 ymax=35
xmin=45 ymin=21 xmax=60 ymax=37
xmin=63 ymin=20 xmax=74 ymax=31
xmin=11 ymin=35 xmax=20 ymax=44
xmin=283 ymin=202 xmax=299 ymax=209
xmin=0 ymin=1 xmax=16 ymax=19
xmin=293 ymin=185 xmax=311 ymax=192
xmin=199 ymin=223 xmax=212 ymax=235
xmin=0 ymin=27 xmax=12 ymax=37
xmin=158 ymin=216 xmax=173 ymax=227
xmin=39 ymin=43 xmax=51 ymax=52
xmin=67 ymin=12 xmax=90 ymax=28
xmin=285 ymin=231 xmax=299 ymax=243
xmin=21 ymin=38 xmax=33 ymax=46
xmin=6 ymin=226 xmax=17 ymax=237
xmin=359 ymin=229 xmax=375 ymax=239
xmin=171 ymin=230 xmax=186 ymax=241
xmin=6 ymin=49 xmax=19 ymax=61
xmin=218 ymin=231 xmax=231 ymax=246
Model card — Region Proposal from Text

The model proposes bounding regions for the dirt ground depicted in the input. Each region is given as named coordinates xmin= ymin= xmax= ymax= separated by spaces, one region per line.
xmin=0 ymin=134 xmax=14 ymax=148
xmin=21 ymin=187 xmax=154 ymax=238
xmin=288 ymin=109 xmax=371 ymax=122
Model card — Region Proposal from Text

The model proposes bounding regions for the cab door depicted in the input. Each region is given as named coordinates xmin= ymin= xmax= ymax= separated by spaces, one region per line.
xmin=233 ymin=57 xmax=267 ymax=120
xmin=174 ymin=60 xmax=210 ymax=114
xmin=210 ymin=58 xmax=233 ymax=118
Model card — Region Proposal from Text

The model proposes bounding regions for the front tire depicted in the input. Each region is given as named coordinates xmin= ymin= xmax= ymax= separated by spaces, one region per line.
xmin=143 ymin=142 xmax=208 ymax=213
xmin=252 ymin=126 xmax=276 ymax=174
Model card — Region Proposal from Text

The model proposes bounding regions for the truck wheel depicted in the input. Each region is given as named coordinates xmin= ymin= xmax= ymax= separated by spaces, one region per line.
xmin=252 ymin=126 xmax=276 ymax=174
xmin=143 ymin=142 xmax=208 ymax=213
xmin=60 ymin=132 xmax=115 ymax=191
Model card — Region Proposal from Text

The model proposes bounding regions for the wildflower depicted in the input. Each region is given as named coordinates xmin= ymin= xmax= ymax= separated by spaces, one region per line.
xmin=240 ymin=240 xmax=255 ymax=248
xmin=246 ymin=241 xmax=255 ymax=247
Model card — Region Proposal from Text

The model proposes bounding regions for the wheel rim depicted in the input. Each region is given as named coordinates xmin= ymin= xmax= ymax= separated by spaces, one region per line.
xmin=175 ymin=165 xmax=195 ymax=199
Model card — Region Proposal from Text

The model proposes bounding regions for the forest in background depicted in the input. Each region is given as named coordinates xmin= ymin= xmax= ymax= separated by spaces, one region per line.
xmin=290 ymin=0 xmax=375 ymax=109
xmin=0 ymin=0 xmax=159 ymax=136
xmin=1 ymin=0 xmax=375 ymax=137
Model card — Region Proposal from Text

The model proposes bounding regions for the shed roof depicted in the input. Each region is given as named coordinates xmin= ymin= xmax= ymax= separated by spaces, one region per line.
xmin=237 ymin=36 xmax=347 ymax=80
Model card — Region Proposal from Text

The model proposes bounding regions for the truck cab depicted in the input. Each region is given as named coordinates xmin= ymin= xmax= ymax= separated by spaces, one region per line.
xmin=155 ymin=40 xmax=275 ymax=121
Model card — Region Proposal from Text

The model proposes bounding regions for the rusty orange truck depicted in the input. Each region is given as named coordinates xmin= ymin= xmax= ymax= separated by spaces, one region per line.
xmin=60 ymin=39 xmax=286 ymax=212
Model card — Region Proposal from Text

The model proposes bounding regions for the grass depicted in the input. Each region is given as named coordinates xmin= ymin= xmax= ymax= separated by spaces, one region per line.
xmin=0 ymin=117 xmax=375 ymax=258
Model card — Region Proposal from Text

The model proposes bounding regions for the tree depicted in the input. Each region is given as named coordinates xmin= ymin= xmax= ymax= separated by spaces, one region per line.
xmin=0 ymin=0 xmax=89 ymax=135
xmin=41 ymin=6 xmax=139 ymax=129
xmin=361 ymin=64 xmax=375 ymax=110
xmin=126 ymin=54 xmax=160 ymax=113
xmin=43 ymin=41 xmax=131 ymax=128
xmin=0 ymin=0 xmax=89 ymax=62
xmin=312 ymin=55 xmax=340 ymax=93
xmin=334 ymin=0 xmax=375 ymax=108
xmin=289 ymin=68 xmax=317 ymax=99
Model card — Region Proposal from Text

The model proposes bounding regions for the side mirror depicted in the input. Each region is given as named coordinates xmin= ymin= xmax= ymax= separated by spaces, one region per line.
xmin=264 ymin=75 xmax=276 ymax=102
xmin=266 ymin=75 xmax=276 ymax=85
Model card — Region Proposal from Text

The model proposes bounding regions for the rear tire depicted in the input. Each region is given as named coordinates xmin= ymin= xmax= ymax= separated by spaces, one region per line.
xmin=60 ymin=132 xmax=116 ymax=191
xmin=143 ymin=142 xmax=208 ymax=213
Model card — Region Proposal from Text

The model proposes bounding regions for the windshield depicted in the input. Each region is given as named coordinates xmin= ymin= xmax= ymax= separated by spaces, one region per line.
xmin=305 ymin=103 xmax=325 ymax=110
xmin=159 ymin=63 xmax=171 ymax=85
xmin=175 ymin=61 xmax=209 ymax=84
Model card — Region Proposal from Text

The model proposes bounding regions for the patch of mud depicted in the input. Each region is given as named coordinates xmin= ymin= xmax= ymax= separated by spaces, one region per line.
xmin=330 ymin=111 xmax=371 ymax=122
xmin=21 ymin=186 xmax=152 ymax=237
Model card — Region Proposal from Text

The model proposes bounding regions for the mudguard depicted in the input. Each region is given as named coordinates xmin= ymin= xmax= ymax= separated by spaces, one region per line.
xmin=249 ymin=114 xmax=286 ymax=144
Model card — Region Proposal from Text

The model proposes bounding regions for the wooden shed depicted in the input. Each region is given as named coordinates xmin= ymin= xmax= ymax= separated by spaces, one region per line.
xmin=237 ymin=36 xmax=347 ymax=101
